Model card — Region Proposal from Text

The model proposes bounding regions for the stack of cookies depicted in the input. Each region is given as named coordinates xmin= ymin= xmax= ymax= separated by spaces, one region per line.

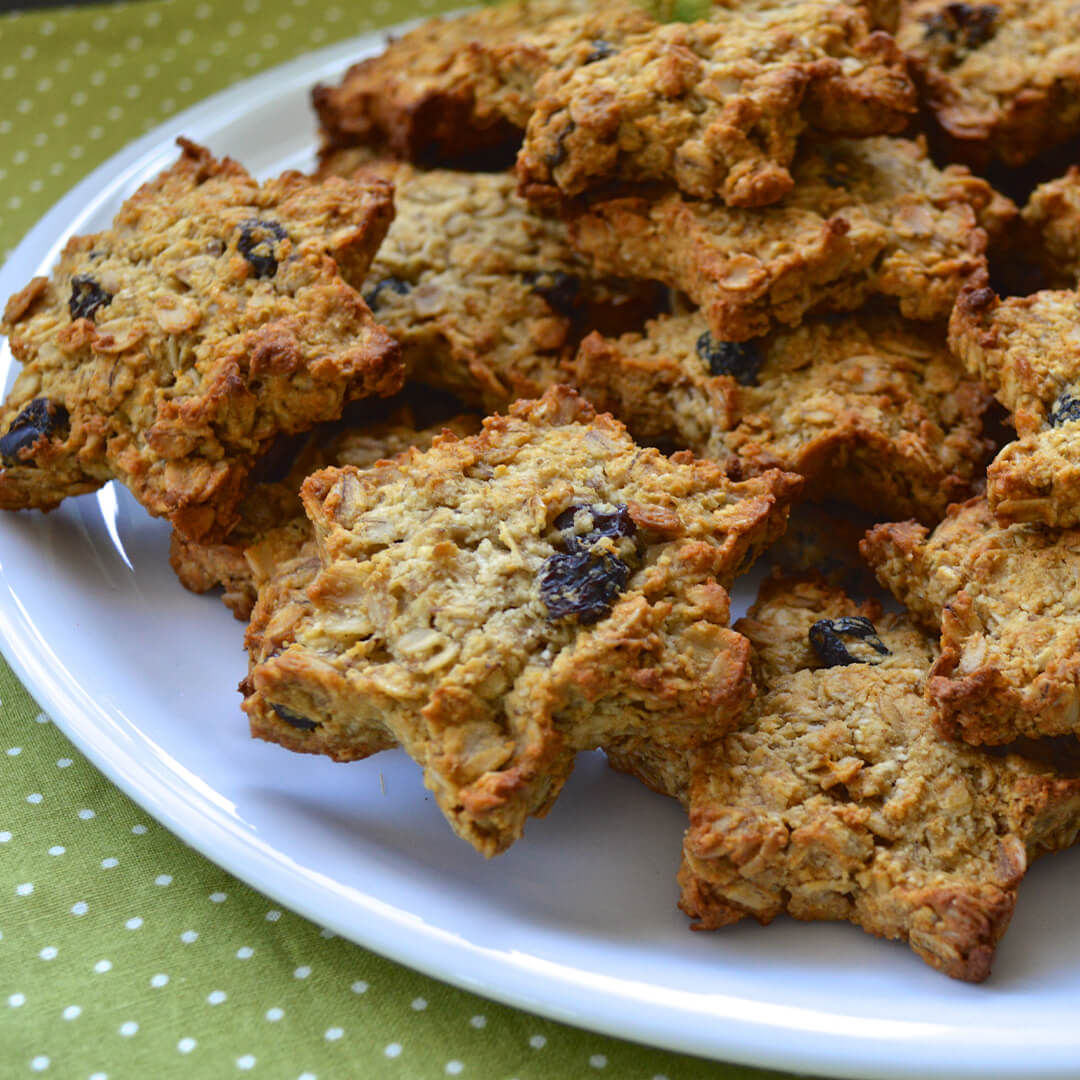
xmin=7 ymin=0 xmax=1080 ymax=982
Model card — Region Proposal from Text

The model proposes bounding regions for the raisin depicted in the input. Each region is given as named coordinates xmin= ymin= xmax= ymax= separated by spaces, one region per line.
xmin=364 ymin=276 xmax=411 ymax=310
xmin=523 ymin=270 xmax=582 ymax=317
xmin=1050 ymin=392 xmax=1080 ymax=427
xmin=584 ymin=39 xmax=616 ymax=64
xmin=0 ymin=398 xmax=69 ymax=467
xmin=554 ymin=502 xmax=636 ymax=551
xmin=809 ymin=616 xmax=890 ymax=667
xmin=696 ymin=332 xmax=763 ymax=385
xmin=540 ymin=550 xmax=630 ymax=624
xmin=237 ymin=218 xmax=289 ymax=278
xmin=68 ymin=275 xmax=113 ymax=321
xmin=271 ymin=703 xmax=319 ymax=731
xmin=922 ymin=3 xmax=998 ymax=50
xmin=544 ymin=119 xmax=576 ymax=170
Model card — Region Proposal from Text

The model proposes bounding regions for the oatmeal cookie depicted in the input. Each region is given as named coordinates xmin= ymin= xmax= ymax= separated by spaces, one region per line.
xmin=1021 ymin=167 xmax=1080 ymax=287
xmin=170 ymin=411 xmax=479 ymax=619
xmin=896 ymin=0 xmax=1080 ymax=166
xmin=608 ymin=577 xmax=1080 ymax=981
xmin=0 ymin=139 xmax=402 ymax=542
xmin=567 ymin=136 xmax=1012 ymax=341
xmin=322 ymin=161 xmax=661 ymax=411
xmin=241 ymin=386 xmax=801 ymax=856
xmin=518 ymin=0 xmax=915 ymax=205
xmin=312 ymin=0 xmax=655 ymax=168
xmin=569 ymin=308 xmax=994 ymax=522
xmin=950 ymin=276 xmax=1080 ymax=527
xmin=863 ymin=496 xmax=1080 ymax=745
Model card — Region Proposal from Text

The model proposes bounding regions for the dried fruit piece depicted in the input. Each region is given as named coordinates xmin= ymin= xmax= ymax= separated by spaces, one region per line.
xmin=553 ymin=502 xmax=636 ymax=550
xmin=921 ymin=3 xmax=999 ymax=52
xmin=809 ymin=615 xmax=890 ymax=666
xmin=271 ymin=703 xmax=320 ymax=731
xmin=540 ymin=550 xmax=631 ymax=623
xmin=237 ymin=217 xmax=289 ymax=278
xmin=364 ymin=276 xmax=411 ymax=309
xmin=0 ymin=398 xmax=69 ymax=467
xmin=695 ymin=332 xmax=763 ymax=385
xmin=1050 ymin=392 xmax=1080 ymax=427
xmin=68 ymin=276 xmax=112 ymax=321
xmin=523 ymin=270 xmax=582 ymax=317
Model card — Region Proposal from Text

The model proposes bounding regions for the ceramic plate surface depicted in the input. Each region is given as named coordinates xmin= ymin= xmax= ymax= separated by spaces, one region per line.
xmin=2 ymin=28 xmax=1080 ymax=1080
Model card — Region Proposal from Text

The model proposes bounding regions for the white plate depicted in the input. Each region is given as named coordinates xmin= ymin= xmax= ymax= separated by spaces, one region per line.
xmin=3 ymin=28 xmax=1080 ymax=1080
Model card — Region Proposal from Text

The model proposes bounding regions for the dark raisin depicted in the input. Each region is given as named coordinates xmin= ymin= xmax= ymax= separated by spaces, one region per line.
xmin=523 ymin=270 xmax=582 ymax=317
xmin=584 ymin=39 xmax=616 ymax=64
xmin=237 ymin=218 xmax=289 ymax=278
xmin=696 ymin=331 xmax=763 ymax=385
xmin=540 ymin=550 xmax=630 ymax=623
xmin=1050 ymin=392 xmax=1080 ymax=427
xmin=364 ymin=276 xmax=411 ymax=310
xmin=554 ymin=502 xmax=636 ymax=551
xmin=544 ymin=119 xmax=576 ymax=170
xmin=0 ymin=398 xmax=69 ymax=467
xmin=922 ymin=3 xmax=998 ymax=50
xmin=68 ymin=275 xmax=113 ymax=321
xmin=271 ymin=703 xmax=319 ymax=731
xmin=809 ymin=616 xmax=890 ymax=668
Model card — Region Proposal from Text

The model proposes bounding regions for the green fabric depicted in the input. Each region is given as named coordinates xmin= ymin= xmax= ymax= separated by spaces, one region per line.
xmin=0 ymin=2 xmax=807 ymax=1077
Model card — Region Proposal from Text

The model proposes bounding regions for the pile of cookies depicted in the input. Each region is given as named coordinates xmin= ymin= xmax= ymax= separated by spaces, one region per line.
xmin=6 ymin=0 xmax=1080 ymax=982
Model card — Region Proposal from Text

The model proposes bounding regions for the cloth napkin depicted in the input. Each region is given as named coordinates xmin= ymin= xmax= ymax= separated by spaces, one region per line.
xmin=0 ymin=1 xmax=803 ymax=1077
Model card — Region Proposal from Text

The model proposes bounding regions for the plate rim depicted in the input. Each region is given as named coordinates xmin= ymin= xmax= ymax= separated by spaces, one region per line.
xmin=1 ymin=21 xmax=1080 ymax=1080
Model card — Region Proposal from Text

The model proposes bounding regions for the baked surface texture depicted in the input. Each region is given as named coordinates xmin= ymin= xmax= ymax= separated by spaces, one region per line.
xmin=569 ymin=308 xmax=994 ymax=523
xmin=241 ymin=386 xmax=802 ymax=856
xmin=896 ymin=0 xmax=1080 ymax=166
xmin=517 ymin=0 xmax=915 ymax=205
xmin=1021 ymin=167 xmax=1080 ymax=287
xmin=170 ymin=411 xmax=478 ymax=619
xmin=312 ymin=0 xmax=655 ymax=167
xmin=566 ymin=136 xmax=1013 ymax=341
xmin=0 ymin=139 xmax=402 ymax=541
xmin=949 ymin=276 xmax=1080 ymax=527
xmin=863 ymin=496 xmax=1080 ymax=746
xmin=609 ymin=577 xmax=1080 ymax=981
xmin=332 ymin=162 xmax=660 ymax=411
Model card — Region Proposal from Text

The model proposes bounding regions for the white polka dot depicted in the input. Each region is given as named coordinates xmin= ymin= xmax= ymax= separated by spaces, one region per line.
xmin=16 ymin=883 xmax=33 ymax=896
xmin=294 ymin=966 xmax=311 ymax=979
xmin=325 ymin=1027 xmax=343 ymax=1041
xmin=143 ymin=63 xmax=160 ymax=78
xmin=31 ymin=133 xmax=47 ymax=148
xmin=34 ymin=713 xmax=49 ymax=724
xmin=309 ymin=26 xmax=328 ymax=42
xmin=589 ymin=1054 xmax=608 ymax=1068
xmin=20 ymin=44 xmax=37 ymax=60
xmin=70 ymin=902 xmax=88 ymax=916
xmin=12 ymin=149 xmax=28 ymax=165
xmin=195 ymin=2 xmax=213 ymax=16
xmin=73 ymin=41 xmax=90 ymax=56
xmin=119 ymin=1021 xmax=138 ymax=1037
xmin=106 ymin=106 xmax=123 ymax=122
xmin=265 ymin=1007 xmax=283 ymax=1022
xmin=177 ymin=29 xmax=195 ymax=46
xmin=236 ymin=1055 xmax=256 ymax=1070
xmin=236 ymin=947 xmax=253 ymax=959
xmin=94 ymin=960 xmax=112 ymax=974
xmin=150 ymin=974 xmax=169 ymax=988
xmin=56 ymin=758 xmax=72 ymax=768
xmin=178 ymin=1039 xmax=196 ymax=1054
xmin=470 ymin=1016 xmax=486 ymax=1029
xmin=384 ymin=1044 xmax=402 ymax=1059
xmin=209 ymin=891 xmax=227 ymax=903
xmin=48 ymin=846 xmax=64 ymax=856
xmin=351 ymin=981 xmax=368 ymax=994
xmin=91 ymin=15 xmax=110 ymax=31
xmin=411 ymin=997 xmax=427 ymax=1011
xmin=0 ymin=65 xmax=13 ymax=80
xmin=125 ymin=917 xmax=143 ymax=931
xmin=26 ymin=792 xmax=42 ymax=804
xmin=155 ymin=875 xmax=172 ymax=887
xmin=0 ymin=832 xmax=10 ymax=842
xmin=319 ymin=928 xmax=335 ymax=939
xmin=180 ymin=931 xmax=198 ymax=944
xmin=227 ymin=20 xmax=245 ymax=36
xmin=125 ymin=35 xmax=143 ymax=51
xmin=62 ymin=1005 xmax=81 ymax=1020
xmin=145 ymin=10 xmax=162 ymax=26
xmin=29 ymin=179 xmax=43 ymax=193
xmin=101 ymin=858 xmax=118 ymax=869
xmin=177 ymin=76 xmax=194 ymax=93
xmin=266 ymin=910 xmax=281 ymax=922
xmin=276 ymin=13 xmax=294 ymax=28
xmin=6 ymin=746 xmax=21 ymax=755
xmin=132 ymin=824 xmax=147 ymax=835
xmin=78 ymin=808 xmax=95 ymax=819
xmin=89 ymin=1075 xmax=106 ymax=1080
xmin=30 ymin=1057 xmax=48 ymax=1072
xmin=9 ymin=993 xmax=25 ymax=1007
xmin=39 ymin=946 xmax=57 ymax=960
xmin=40 ymin=19 xmax=57 ymax=35
xmin=445 ymin=1063 xmax=463 ymax=1076
xmin=298 ymin=1074 xmax=316 ymax=1080
xmin=56 ymin=57 xmax=71 ymax=73
xmin=89 ymin=71 xmax=106 ymax=86
xmin=652 ymin=1074 xmax=670 ymax=1080
xmin=124 ymin=85 xmax=141 ymax=100
xmin=49 ymin=162 xmax=64 ymax=176
xmin=35 ymin=76 xmax=52 ymax=92
xmin=16 ymin=98 xmax=31 ymax=114
xmin=529 ymin=1035 xmax=547 ymax=1049
xmin=207 ymin=990 xmax=226 ymax=1005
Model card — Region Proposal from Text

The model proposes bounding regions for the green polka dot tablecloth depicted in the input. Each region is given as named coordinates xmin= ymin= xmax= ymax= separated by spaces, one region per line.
xmin=0 ymin=3 xmax=811 ymax=1078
